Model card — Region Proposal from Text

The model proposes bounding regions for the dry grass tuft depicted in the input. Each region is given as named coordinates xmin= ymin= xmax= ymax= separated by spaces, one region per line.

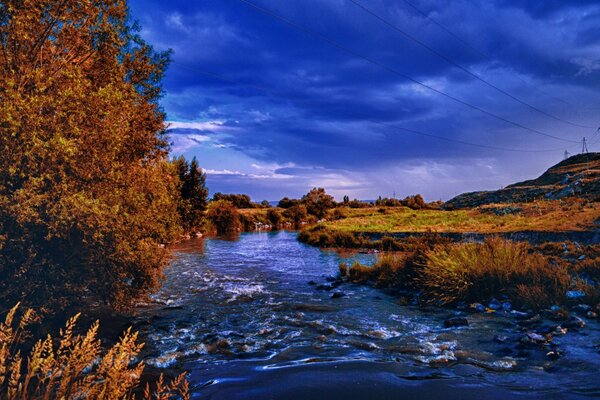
xmin=0 ymin=303 xmax=189 ymax=400
xmin=420 ymin=237 xmax=571 ymax=307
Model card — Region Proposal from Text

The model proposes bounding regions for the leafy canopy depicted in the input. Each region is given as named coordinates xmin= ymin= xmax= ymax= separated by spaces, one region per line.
xmin=0 ymin=0 xmax=181 ymax=310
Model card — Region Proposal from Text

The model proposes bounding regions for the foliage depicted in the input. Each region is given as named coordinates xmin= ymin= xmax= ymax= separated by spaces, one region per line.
xmin=283 ymin=204 xmax=308 ymax=226
xmin=266 ymin=208 xmax=282 ymax=227
xmin=277 ymin=197 xmax=301 ymax=209
xmin=419 ymin=238 xmax=571 ymax=307
xmin=173 ymin=156 xmax=208 ymax=232
xmin=375 ymin=194 xmax=428 ymax=209
xmin=301 ymin=188 xmax=335 ymax=219
xmin=0 ymin=303 xmax=189 ymax=400
xmin=212 ymin=193 xmax=254 ymax=209
xmin=206 ymin=200 xmax=241 ymax=235
xmin=0 ymin=0 xmax=181 ymax=310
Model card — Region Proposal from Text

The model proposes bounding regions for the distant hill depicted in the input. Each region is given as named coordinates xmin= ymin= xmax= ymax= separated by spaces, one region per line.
xmin=444 ymin=153 xmax=600 ymax=209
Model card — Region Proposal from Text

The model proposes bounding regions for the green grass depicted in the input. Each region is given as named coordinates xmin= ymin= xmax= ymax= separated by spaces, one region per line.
xmin=324 ymin=200 xmax=600 ymax=234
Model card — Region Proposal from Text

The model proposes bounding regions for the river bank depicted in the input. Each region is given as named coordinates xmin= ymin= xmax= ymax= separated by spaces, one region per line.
xmin=130 ymin=231 xmax=600 ymax=399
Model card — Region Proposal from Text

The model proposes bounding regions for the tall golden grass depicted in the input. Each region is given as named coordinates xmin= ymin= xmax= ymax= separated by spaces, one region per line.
xmin=0 ymin=303 xmax=189 ymax=400
xmin=341 ymin=238 xmax=583 ymax=309
xmin=420 ymin=238 xmax=571 ymax=307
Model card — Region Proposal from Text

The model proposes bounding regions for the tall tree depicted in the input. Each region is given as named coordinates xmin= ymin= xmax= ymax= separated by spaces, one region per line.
xmin=0 ymin=0 xmax=180 ymax=309
xmin=174 ymin=156 xmax=208 ymax=231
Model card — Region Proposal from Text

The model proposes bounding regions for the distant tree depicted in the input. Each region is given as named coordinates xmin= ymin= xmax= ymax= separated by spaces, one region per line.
xmin=206 ymin=200 xmax=241 ymax=235
xmin=267 ymin=208 xmax=282 ymax=226
xmin=260 ymin=200 xmax=271 ymax=208
xmin=283 ymin=204 xmax=308 ymax=226
xmin=212 ymin=193 xmax=253 ymax=209
xmin=173 ymin=156 xmax=208 ymax=232
xmin=343 ymin=195 xmax=350 ymax=204
xmin=403 ymin=194 xmax=427 ymax=210
xmin=277 ymin=197 xmax=300 ymax=209
xmin=302 ymin=188 xmax=335 ymax=219
xmin=0 ymin=0 xmax=179 ymax=310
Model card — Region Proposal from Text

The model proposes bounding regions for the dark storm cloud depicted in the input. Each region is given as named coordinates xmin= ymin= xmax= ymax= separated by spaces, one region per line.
xmin=129 ymin=0 xmax=600 ymax=200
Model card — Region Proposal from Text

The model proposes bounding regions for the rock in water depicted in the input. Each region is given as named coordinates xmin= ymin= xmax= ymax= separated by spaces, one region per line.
xmin=331 ymin=291 xmax=346 ymax=299
xmin=443 ymin=317 xmax=469 ymax=328
xmin=562 ymin=316 xmax=586 ymax=329
xmin=566 ymin=290 xmax=585 ymax=299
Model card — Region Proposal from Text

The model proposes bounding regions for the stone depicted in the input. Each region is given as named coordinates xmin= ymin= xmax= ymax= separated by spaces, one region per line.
xmin=572 ymin=304 xmax=591 ymax=313
xmin=443 ymin=317 xmax=469 ymax=328
xmin=509 ymin=310 xmax=530 ymax=319
xmin=488 ymin=298 xmax=502 ymax=310
xmin=520 ymin=331 xmax=548 ymax=345
xmin=307 ymin=280 xmax=317 ymax=285
xmin=331 ymin=291 xmax=346 ymax=299
xmin=566 ymin=290 xmax=585 ymax=299
xmin=494 ymin=335 xmax=509 ymax=344
xmin=562 ymin=316 xmax=586 ymax=329
xmin=546 ymin=350 xmax=563 ymax=360
xmin=469 ymin=303 xmax=485 ymax=313
xmin=502 ymin=302 xmax=512 ymax=311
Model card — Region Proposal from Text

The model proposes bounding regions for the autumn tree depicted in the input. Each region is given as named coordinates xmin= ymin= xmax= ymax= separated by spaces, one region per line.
xmin=0 ymin=0 xmax=181 ymax=310
xmin=206 ymin=200 xmax=241 ymax=235
xmin=302 ymin=188 xmax=335 ymax=219
xmin=174 ymin=156 xmax=208 ymax=232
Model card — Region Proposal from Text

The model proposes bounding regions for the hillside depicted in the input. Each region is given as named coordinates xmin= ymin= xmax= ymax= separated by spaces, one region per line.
xmin=444 ymin=153 xmax=600 ymax=209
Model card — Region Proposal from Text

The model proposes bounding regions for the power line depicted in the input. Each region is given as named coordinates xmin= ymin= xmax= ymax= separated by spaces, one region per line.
xmin=234 ymin=0 xmax=579 ymax=144
xmin=397 ymin=0 xmax=582 ymax=109
xmin=348 ymin=0 xmax=596 ymax=129
xmin=172 ymin=62 xmax=577 ymax=154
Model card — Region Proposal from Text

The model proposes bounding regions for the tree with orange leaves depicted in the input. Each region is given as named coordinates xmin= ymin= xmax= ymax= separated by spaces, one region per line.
xmin=0 ymin=0 xmax=181 ymax=310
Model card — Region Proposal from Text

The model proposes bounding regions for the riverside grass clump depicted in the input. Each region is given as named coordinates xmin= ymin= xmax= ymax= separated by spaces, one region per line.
xmin=341 ymin=238 xmax=588 ymax=310
xmin=0 ymin=304 xmax=189 ymax=400
xmin=420 ymin=238 xmax=571 ymax=308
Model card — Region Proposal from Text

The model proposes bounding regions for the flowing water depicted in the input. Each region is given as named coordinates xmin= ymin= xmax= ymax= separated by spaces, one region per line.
xmin=134 ymin=231 xmax=600 ymax=399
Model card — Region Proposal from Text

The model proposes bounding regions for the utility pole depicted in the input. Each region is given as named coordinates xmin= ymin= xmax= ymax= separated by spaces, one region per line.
xmin=564 ymin=150 xmax=570 ymax=160
xmin=582 ymin=137 xmax=588 ymax=153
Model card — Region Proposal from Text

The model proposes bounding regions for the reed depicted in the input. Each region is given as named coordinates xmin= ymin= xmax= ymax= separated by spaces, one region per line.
xmin=0 ymin=304 xmax=189 ymax=400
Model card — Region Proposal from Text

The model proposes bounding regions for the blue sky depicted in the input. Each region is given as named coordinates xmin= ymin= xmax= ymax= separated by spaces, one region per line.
xmin=129 ymin=0 xmax=600 ymax=201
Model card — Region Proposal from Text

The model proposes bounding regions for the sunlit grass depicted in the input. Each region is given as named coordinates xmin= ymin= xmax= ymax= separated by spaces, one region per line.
xmin=0 ymin=304 xmax=189 ymax=400
xmin=323 ymin=200 xmax=600 ymax=233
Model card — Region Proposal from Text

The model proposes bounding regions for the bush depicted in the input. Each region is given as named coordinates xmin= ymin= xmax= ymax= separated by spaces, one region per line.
xmin=419 ymin=238 xmax=571 ymax=307
xmin=267 ymin=208 xmax=283 ymax=227
xmin=283 ymin=204 xmax=308 ymax=226
xmin=0 ymin=304 xmax=189 ymax=400
xmin=207 ymin=200 xmax=241 ymax=235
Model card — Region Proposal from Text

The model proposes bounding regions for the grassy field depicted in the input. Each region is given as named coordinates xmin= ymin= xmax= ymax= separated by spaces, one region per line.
xmin=323 ymin=200 xmax=600 ymax=233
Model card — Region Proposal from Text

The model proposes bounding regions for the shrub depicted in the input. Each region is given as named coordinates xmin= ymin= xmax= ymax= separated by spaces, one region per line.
xmin=419 ymin=238 xmax=571 ymax=307
xmin=206 ymin=200 xmax=241 ymax=235
xmin=332 ymin=208 xmax=347 ymax=220
xmin=283 ymin=204 xmax=308 ymax=226
xmin=0 ymin=304 xmax=189 ymax=400
xmin=267 ymin=209 xmax=282 ymax=227
xmin=348 ymin=261 xmax=375 ymax=284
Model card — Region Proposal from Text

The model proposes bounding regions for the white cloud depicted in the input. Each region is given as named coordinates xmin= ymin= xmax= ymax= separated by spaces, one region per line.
xmin=166 ymin=120 xmax=229 ymax=131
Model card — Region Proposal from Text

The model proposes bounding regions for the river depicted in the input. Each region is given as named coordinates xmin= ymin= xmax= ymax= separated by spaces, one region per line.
xmin=133 ymin=231 xmax=600 ymax=399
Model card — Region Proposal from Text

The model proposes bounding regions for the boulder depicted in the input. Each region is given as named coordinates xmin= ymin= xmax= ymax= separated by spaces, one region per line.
xmin=443 ymin=317 xmax=469 ymax=328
